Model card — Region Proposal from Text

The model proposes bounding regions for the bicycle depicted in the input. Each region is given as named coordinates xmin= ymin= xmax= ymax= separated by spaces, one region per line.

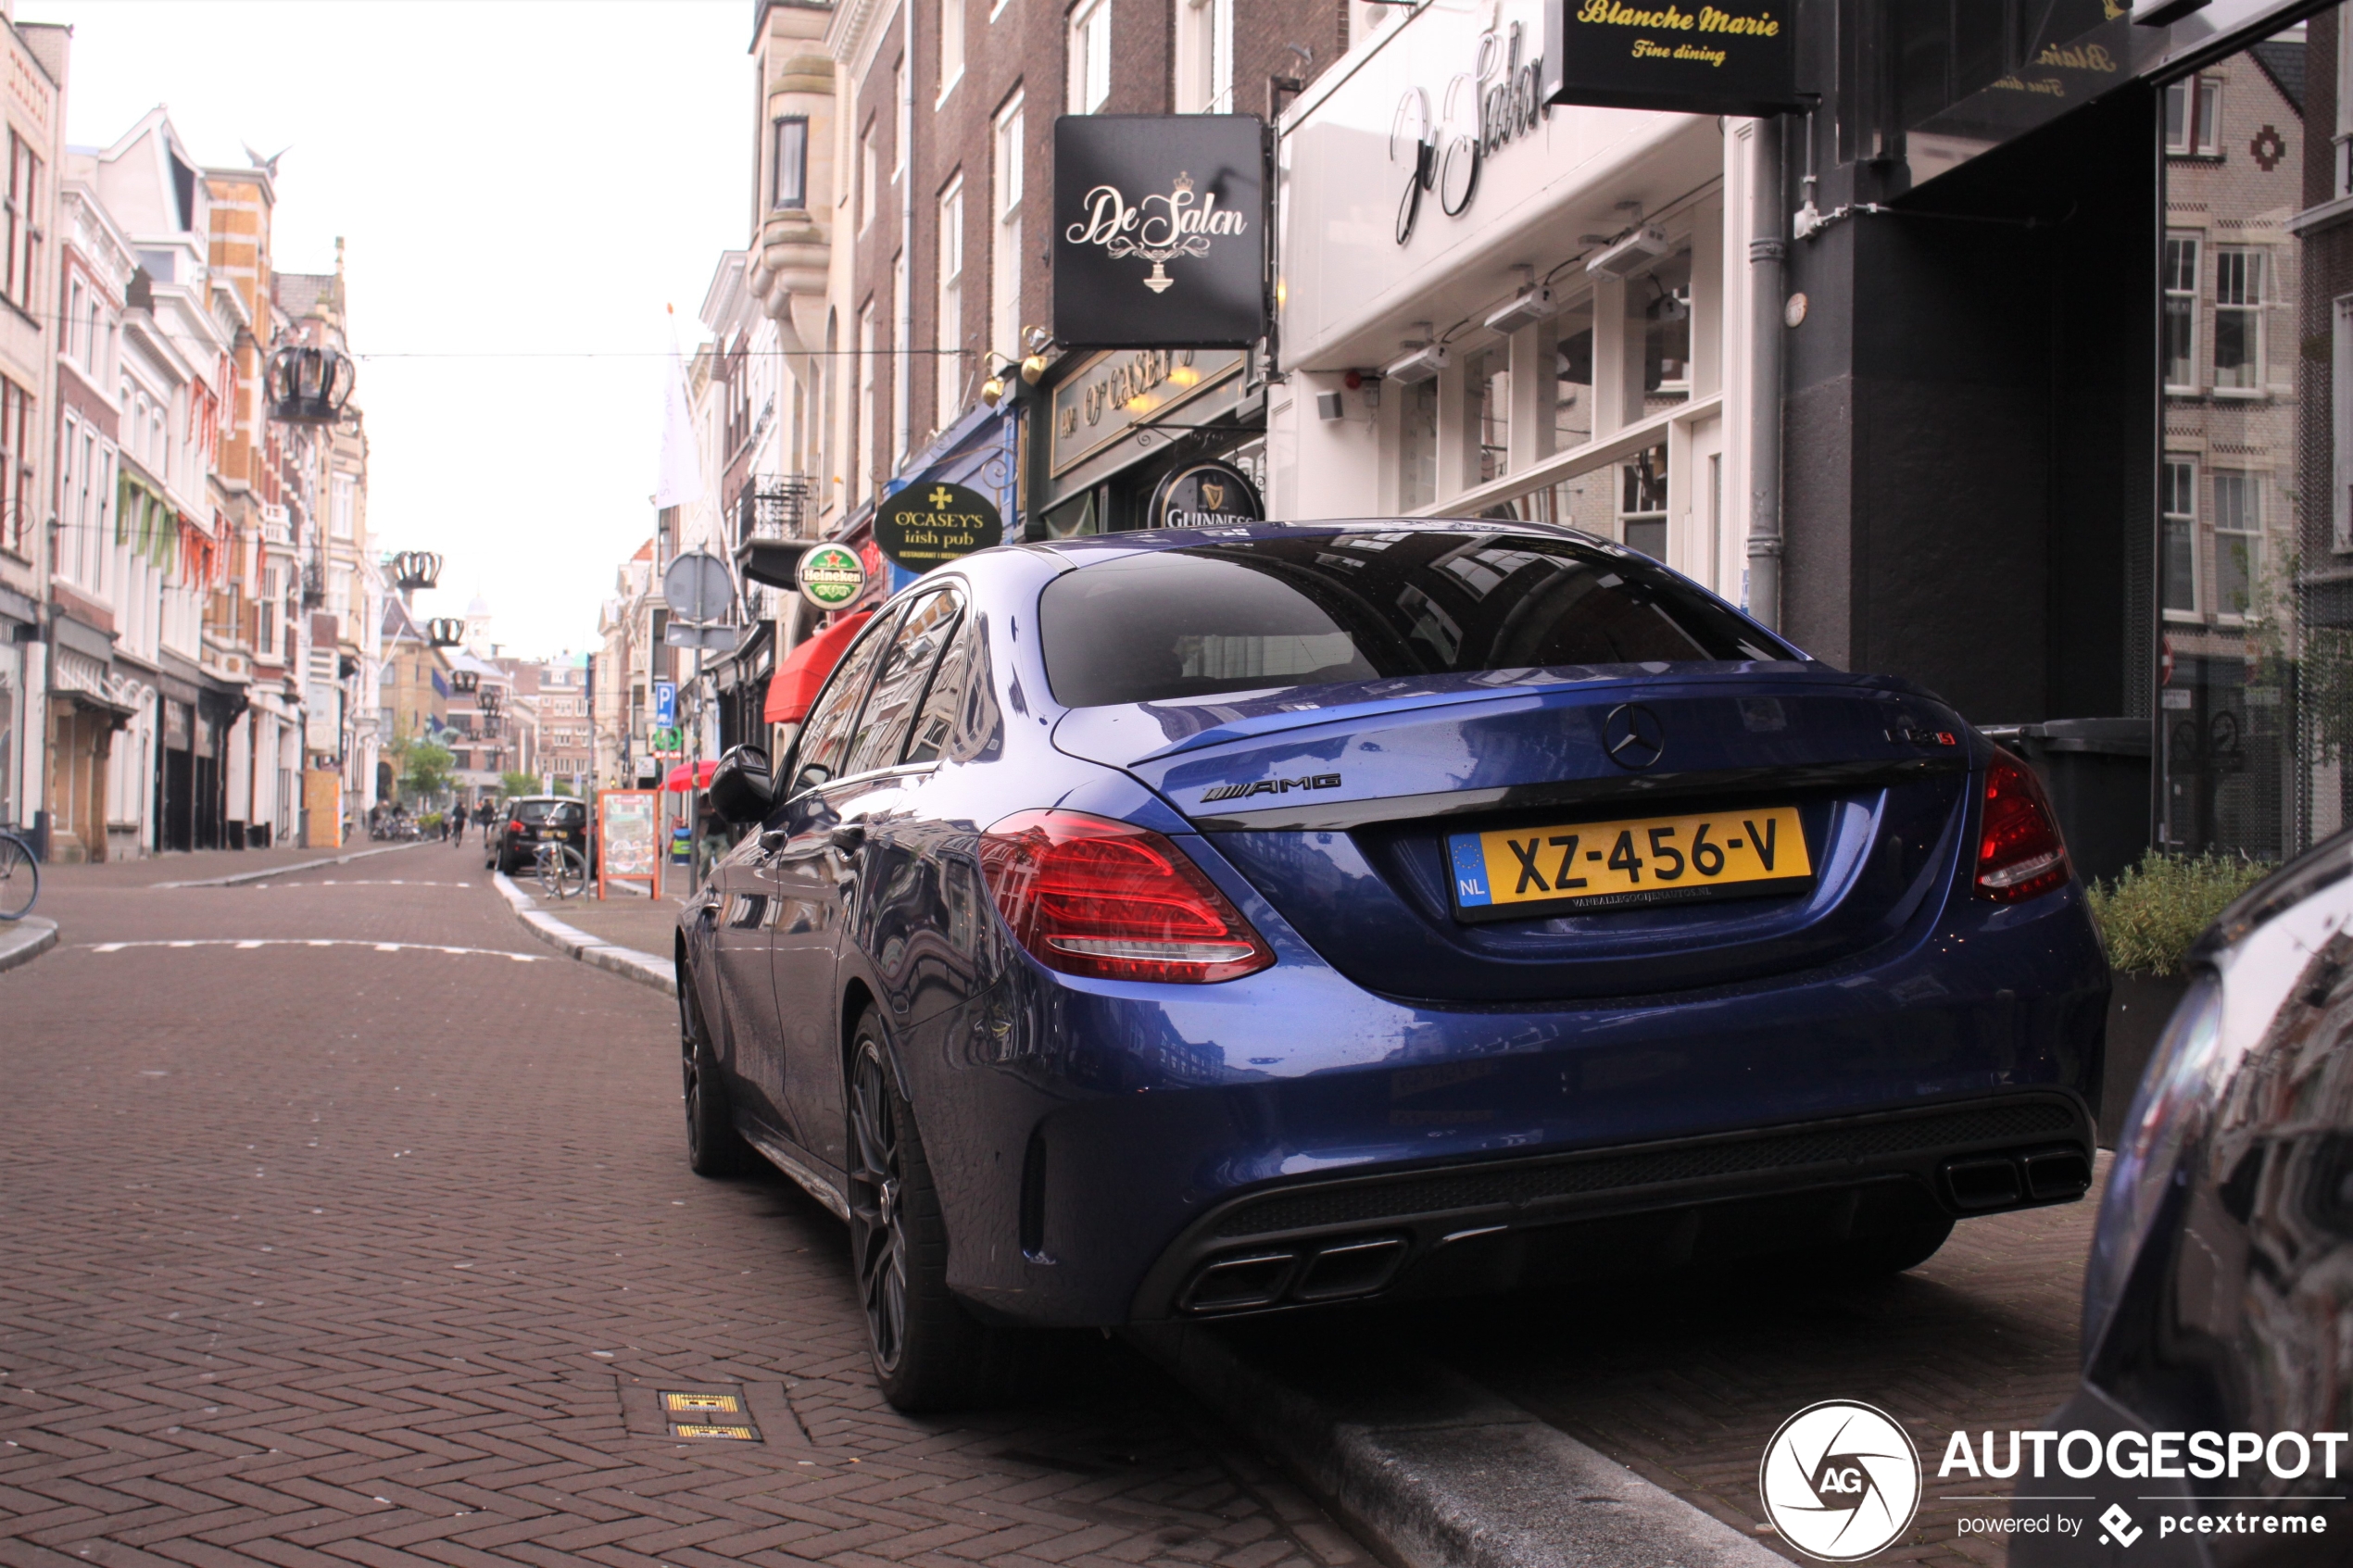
xmin=0 ymin=826 xmax=38 ymax=921
xmin=531 ymin=838 xmax=588 ymax=901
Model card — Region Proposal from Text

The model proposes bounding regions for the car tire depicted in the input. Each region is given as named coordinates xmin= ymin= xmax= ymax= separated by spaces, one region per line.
xmin=1827 ymin=1214 xmax=1955 ymax=1278
xmin=846 ymin=1011 xmax=1017 ymax=1412
xmin=681 ymin=977 xmax=758 ymax=1178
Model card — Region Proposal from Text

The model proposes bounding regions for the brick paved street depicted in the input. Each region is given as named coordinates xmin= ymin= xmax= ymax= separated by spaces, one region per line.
xmin=0 ymin=864 xmax=1364 ymax=1568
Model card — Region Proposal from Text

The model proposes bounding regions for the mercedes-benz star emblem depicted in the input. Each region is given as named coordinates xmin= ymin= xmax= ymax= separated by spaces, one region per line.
xmin=1603 ymin=704 xmax=1666 ymax=771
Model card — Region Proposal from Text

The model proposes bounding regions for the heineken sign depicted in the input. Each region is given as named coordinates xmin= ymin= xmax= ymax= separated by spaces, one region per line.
xmin=873 ymin=481 xmax=1004 ymax=571
xmin=1541 ymin=0 xmax=1798 ymax=117
xmin=797 ymin=543 xmax=866 ymax=610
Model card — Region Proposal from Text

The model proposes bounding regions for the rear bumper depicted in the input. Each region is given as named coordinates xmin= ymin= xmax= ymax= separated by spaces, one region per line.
xmin=1131 ymin=1090 xmax=2093 ymax=1319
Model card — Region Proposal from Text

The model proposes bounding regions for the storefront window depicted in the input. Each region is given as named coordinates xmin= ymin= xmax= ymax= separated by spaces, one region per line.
xmin=1620 ymin=445 xmax=1667 ymax=560
xmin=1470 ymin=349 xmax=1509 ymax=484
xmin=1554 ymin=302 xmax=1593 ymax=449
xmin=2156 ymin=13 xmax=2309 ymax=859
xmin=1400 ymin=377 xmax=1438 ymax=511
xmin=1632 ymin=252 xmax=1692 ymax=416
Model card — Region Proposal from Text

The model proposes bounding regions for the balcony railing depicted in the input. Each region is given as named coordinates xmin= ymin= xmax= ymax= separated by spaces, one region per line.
xmin=736 ymin=474 xmax=815 ymax=546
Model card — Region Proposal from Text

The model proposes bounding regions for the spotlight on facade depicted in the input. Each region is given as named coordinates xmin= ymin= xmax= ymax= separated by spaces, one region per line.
xmin=980 ymin=366 xmax=1011 ymax=407
xmin=1382 ymin=342 xmax=1449 ymax=384
xmin=1483 ymin=286 xmax=1556 ymax=336
xmin=265 ymin=343 xmax=358 ymax=424
xmin=427 ymin=618 xmax=466 ymax=648
xmin=1019 ymin=352 xmax=1050 ymax=385
xmin=1585 ymin=225 xmax=1671 ymax=280
xmin=390 ymin=550 xmax=443 ymax=592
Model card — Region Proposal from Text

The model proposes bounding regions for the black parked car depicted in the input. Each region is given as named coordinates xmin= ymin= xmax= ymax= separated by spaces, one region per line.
xmin=487 ymin=796 xmax=589 ymax=875
xmin=2017 ymin=833 xmax=2353 ymax=1563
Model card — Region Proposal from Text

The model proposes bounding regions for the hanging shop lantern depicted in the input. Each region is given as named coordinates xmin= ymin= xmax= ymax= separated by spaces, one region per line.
xmin=265 ymin=343 xmax=357 ymax=424
xmin=449 ymin=670 xmax=480 ymax=695
xmin=479 ymin=686 xmax=504 ymax=717
xmin=391 ymin=550 xmax=442 ymax=592
xmin=427 ymin=618 xmax=466 ymax=648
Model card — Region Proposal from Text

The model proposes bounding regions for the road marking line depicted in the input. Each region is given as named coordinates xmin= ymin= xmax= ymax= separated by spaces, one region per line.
xmin=77 ymin=938 xmax=545 ymax=961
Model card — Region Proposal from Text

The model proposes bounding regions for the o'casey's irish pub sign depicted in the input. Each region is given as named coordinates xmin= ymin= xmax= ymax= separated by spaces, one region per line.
xmin=1541 ymin=0 xmax=1799 ymax=117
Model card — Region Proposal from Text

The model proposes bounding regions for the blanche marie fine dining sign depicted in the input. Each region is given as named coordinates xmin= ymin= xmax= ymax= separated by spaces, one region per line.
xmin=1053 ymin=115 xmax=1267 ymax=349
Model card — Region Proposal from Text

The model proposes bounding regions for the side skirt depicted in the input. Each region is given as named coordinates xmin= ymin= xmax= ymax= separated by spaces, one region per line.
xmin=740 ymin=1121 xmax=850 ymax=1221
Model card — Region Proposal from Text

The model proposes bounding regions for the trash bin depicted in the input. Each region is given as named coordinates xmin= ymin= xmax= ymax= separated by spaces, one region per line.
xmin=1979 ymin=717 xmax=2151 ymax=888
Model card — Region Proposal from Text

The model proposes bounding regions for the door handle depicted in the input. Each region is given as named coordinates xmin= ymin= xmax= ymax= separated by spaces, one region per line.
xmin=829 ymin=822 xmax=867 ymax=852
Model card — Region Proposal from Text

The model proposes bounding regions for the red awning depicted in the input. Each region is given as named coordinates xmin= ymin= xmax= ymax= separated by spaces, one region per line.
xmin=664 ymin=759 xmax=718 ymax=791
xmin=763 ymin=610 xmax=875 ymax=725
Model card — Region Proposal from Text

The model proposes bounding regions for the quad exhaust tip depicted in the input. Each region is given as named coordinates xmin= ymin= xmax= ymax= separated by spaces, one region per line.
xmin=1178 ymin=1235 xmax=1410 ymax=1315
xmin=1943 ymin=1147 xmax=2092 ymax=1210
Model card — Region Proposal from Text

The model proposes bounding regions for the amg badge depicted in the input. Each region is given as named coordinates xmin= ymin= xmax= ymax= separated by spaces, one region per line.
xmin=1202 ymin=773 xmax=1341 ymax=803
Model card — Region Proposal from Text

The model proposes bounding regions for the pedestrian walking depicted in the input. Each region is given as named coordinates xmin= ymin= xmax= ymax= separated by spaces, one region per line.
xmin=476 ymin=799 xmax=497 ymax=849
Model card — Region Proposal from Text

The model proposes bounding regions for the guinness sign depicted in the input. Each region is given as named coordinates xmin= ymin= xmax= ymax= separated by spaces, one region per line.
xmin=1541 ymin=0 xmax=1798 ymax=117
xmin=873 ymin=481 xmax=1004 ymax=571
xmin=1053 ymin=115 xmax=1267 ymax=348
xmin=1149 ymin=461 xmax=1264 ymax=531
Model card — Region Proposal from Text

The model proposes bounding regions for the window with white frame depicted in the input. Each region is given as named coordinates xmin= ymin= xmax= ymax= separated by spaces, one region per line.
xmin=772 ymin=116 xmax=809 ymax=209
xmin=892 ymin=248 xmax=911 ymax=458
xmin=2163 ymin=233 xmax=2200 ymax=393
xmin=2214 ymin=248 xmax=2263 ymax=393
xmin=937 ymin=0 xmax=964 ymax=100
xmin=65 ymin=277 xmax=84 ymax=366
xmin=937 ymin=176 xmax=965 ymax=420
xmin=2212 ymin=471 xmax=2260 ymax=617
xmin=331 ymin=472 xmax=356 ymax=539
xmin=2165 ymin=75 xmax=2223 ymax=157
xmin=859 ymin=120 xmax=878 ymax=232
xmin=2162 ymin=458 xmax=2198 ymax=613
xmin=1176 ymin=0 xmax=1234 ymax=113
xmin=1069 ymin=0 xmax=1112 ymax=113
xmin=2335 ymin=296 xmax=2353 ymax=552
xmin=992 ymin=94 xmax=1025 ymax=363
xmin=893 ymin=56 xmax=909 ymax=183
xmin=857 ymin=301 xmax=877 ymax=506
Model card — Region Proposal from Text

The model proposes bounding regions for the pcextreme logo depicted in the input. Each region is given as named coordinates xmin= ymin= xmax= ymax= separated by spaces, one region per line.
xmin=1758 ymin=1401 xmax=1922 ymax=1562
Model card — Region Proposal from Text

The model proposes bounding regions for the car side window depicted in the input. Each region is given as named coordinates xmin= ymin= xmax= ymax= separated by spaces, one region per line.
xmin=901 ymin=609 xmax=977 ymax=765
xmin=790 ymin=607 xmax=905 ymax=790
xmin=841 ymin=590 xmax=963 ymax=777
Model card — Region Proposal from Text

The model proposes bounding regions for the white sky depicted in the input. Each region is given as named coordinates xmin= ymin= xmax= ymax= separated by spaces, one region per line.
xmin=19 ymin=0 xmax=751 ymax=660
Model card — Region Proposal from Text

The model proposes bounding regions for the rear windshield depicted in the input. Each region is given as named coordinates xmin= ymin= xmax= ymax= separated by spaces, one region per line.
xmin=512 ymin=800 xmax=585 ymax=826
xmin=1039 ymin=531 xmax=1793 ymax=708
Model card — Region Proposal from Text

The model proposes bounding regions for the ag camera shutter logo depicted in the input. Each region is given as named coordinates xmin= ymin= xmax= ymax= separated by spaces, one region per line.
xmin=1759 ymin=1400 xmax=1922 ymax=1561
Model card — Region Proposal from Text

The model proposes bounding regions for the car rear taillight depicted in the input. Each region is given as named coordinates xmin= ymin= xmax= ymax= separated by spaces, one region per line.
xmin=1975 ymin=749 xmax=2070 ymax=902
xmin=978 ymin=809 xmax=1275 ymax=984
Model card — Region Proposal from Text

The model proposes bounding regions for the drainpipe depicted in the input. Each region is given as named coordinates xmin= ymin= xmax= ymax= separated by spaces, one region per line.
xmin=1746 ymin=115 xmax=1785 ymax=633
xmin=896 ymin=9 xmax=916 ymax=471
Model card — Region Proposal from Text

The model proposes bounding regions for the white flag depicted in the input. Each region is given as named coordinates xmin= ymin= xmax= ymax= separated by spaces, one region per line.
xmin=654 ymin=310 xmax=703 ymax=509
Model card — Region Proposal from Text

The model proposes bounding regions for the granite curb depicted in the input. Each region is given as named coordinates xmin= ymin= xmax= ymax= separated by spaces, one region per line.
xmin=491 ymin=871 xmax=676 ymax=996
xmin=150 ymin=839 xmax=433 ymax=889
xmin=0 ymin=915 xmax=58 ymax=974
xmin=1129 ymin=1323 xmax=1789 ymax=1568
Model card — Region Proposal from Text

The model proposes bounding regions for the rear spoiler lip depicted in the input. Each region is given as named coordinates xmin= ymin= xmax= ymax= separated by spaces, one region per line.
xmin=1183 ymin=755 xmax=1970 ymax=834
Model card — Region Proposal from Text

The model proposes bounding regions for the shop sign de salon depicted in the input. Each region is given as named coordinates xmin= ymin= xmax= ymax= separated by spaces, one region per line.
xmin=1053 ymin=114 xmax=1266 ymax=349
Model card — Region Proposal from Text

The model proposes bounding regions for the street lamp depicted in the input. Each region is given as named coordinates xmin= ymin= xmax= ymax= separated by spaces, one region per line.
xmin=266 ymin=343 xmax=357 ymax=424
xmin=449 ymin=669 xmax=480 ymax=695
xmin=426 ymin=618 xmax=465 ymax=648
xmin=390 ymin=551 xmax=442 ymax=593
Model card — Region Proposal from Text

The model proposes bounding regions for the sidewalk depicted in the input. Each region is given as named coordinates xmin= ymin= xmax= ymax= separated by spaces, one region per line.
xmin=541 ymin=888 xmax=689 ymax=957
xmin=36 ymin=839 xmax=433 ymax=890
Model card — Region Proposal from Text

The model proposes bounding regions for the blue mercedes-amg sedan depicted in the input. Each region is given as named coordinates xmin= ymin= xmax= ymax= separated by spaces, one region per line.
xmin=675 ymin=520 xmax=2108 ymax=1410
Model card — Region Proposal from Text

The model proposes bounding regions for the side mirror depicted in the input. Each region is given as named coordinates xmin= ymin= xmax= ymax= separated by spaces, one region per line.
xmin=707 ymin=744 xmax=774 ymax=826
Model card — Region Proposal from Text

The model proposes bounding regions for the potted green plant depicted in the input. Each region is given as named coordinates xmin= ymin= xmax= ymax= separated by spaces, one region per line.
xmin=2087 ymin=851 xmax=2271 ymax=1141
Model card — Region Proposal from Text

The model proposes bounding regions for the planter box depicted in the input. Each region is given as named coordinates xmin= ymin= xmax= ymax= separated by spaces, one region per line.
xmin=2101 ymin=970 xmax=2190 ymax=1148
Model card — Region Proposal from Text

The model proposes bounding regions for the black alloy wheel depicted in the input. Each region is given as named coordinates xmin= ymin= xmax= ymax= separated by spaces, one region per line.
xmin=680 ymin=975 xmax=756 ymax=1176
xmin=845 ymin=1011 xmax=1017 ymax=1411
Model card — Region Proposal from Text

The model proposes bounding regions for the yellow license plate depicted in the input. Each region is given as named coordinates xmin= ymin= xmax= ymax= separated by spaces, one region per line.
xmin=1448 ymin=805 xmax=1812 ymax=919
